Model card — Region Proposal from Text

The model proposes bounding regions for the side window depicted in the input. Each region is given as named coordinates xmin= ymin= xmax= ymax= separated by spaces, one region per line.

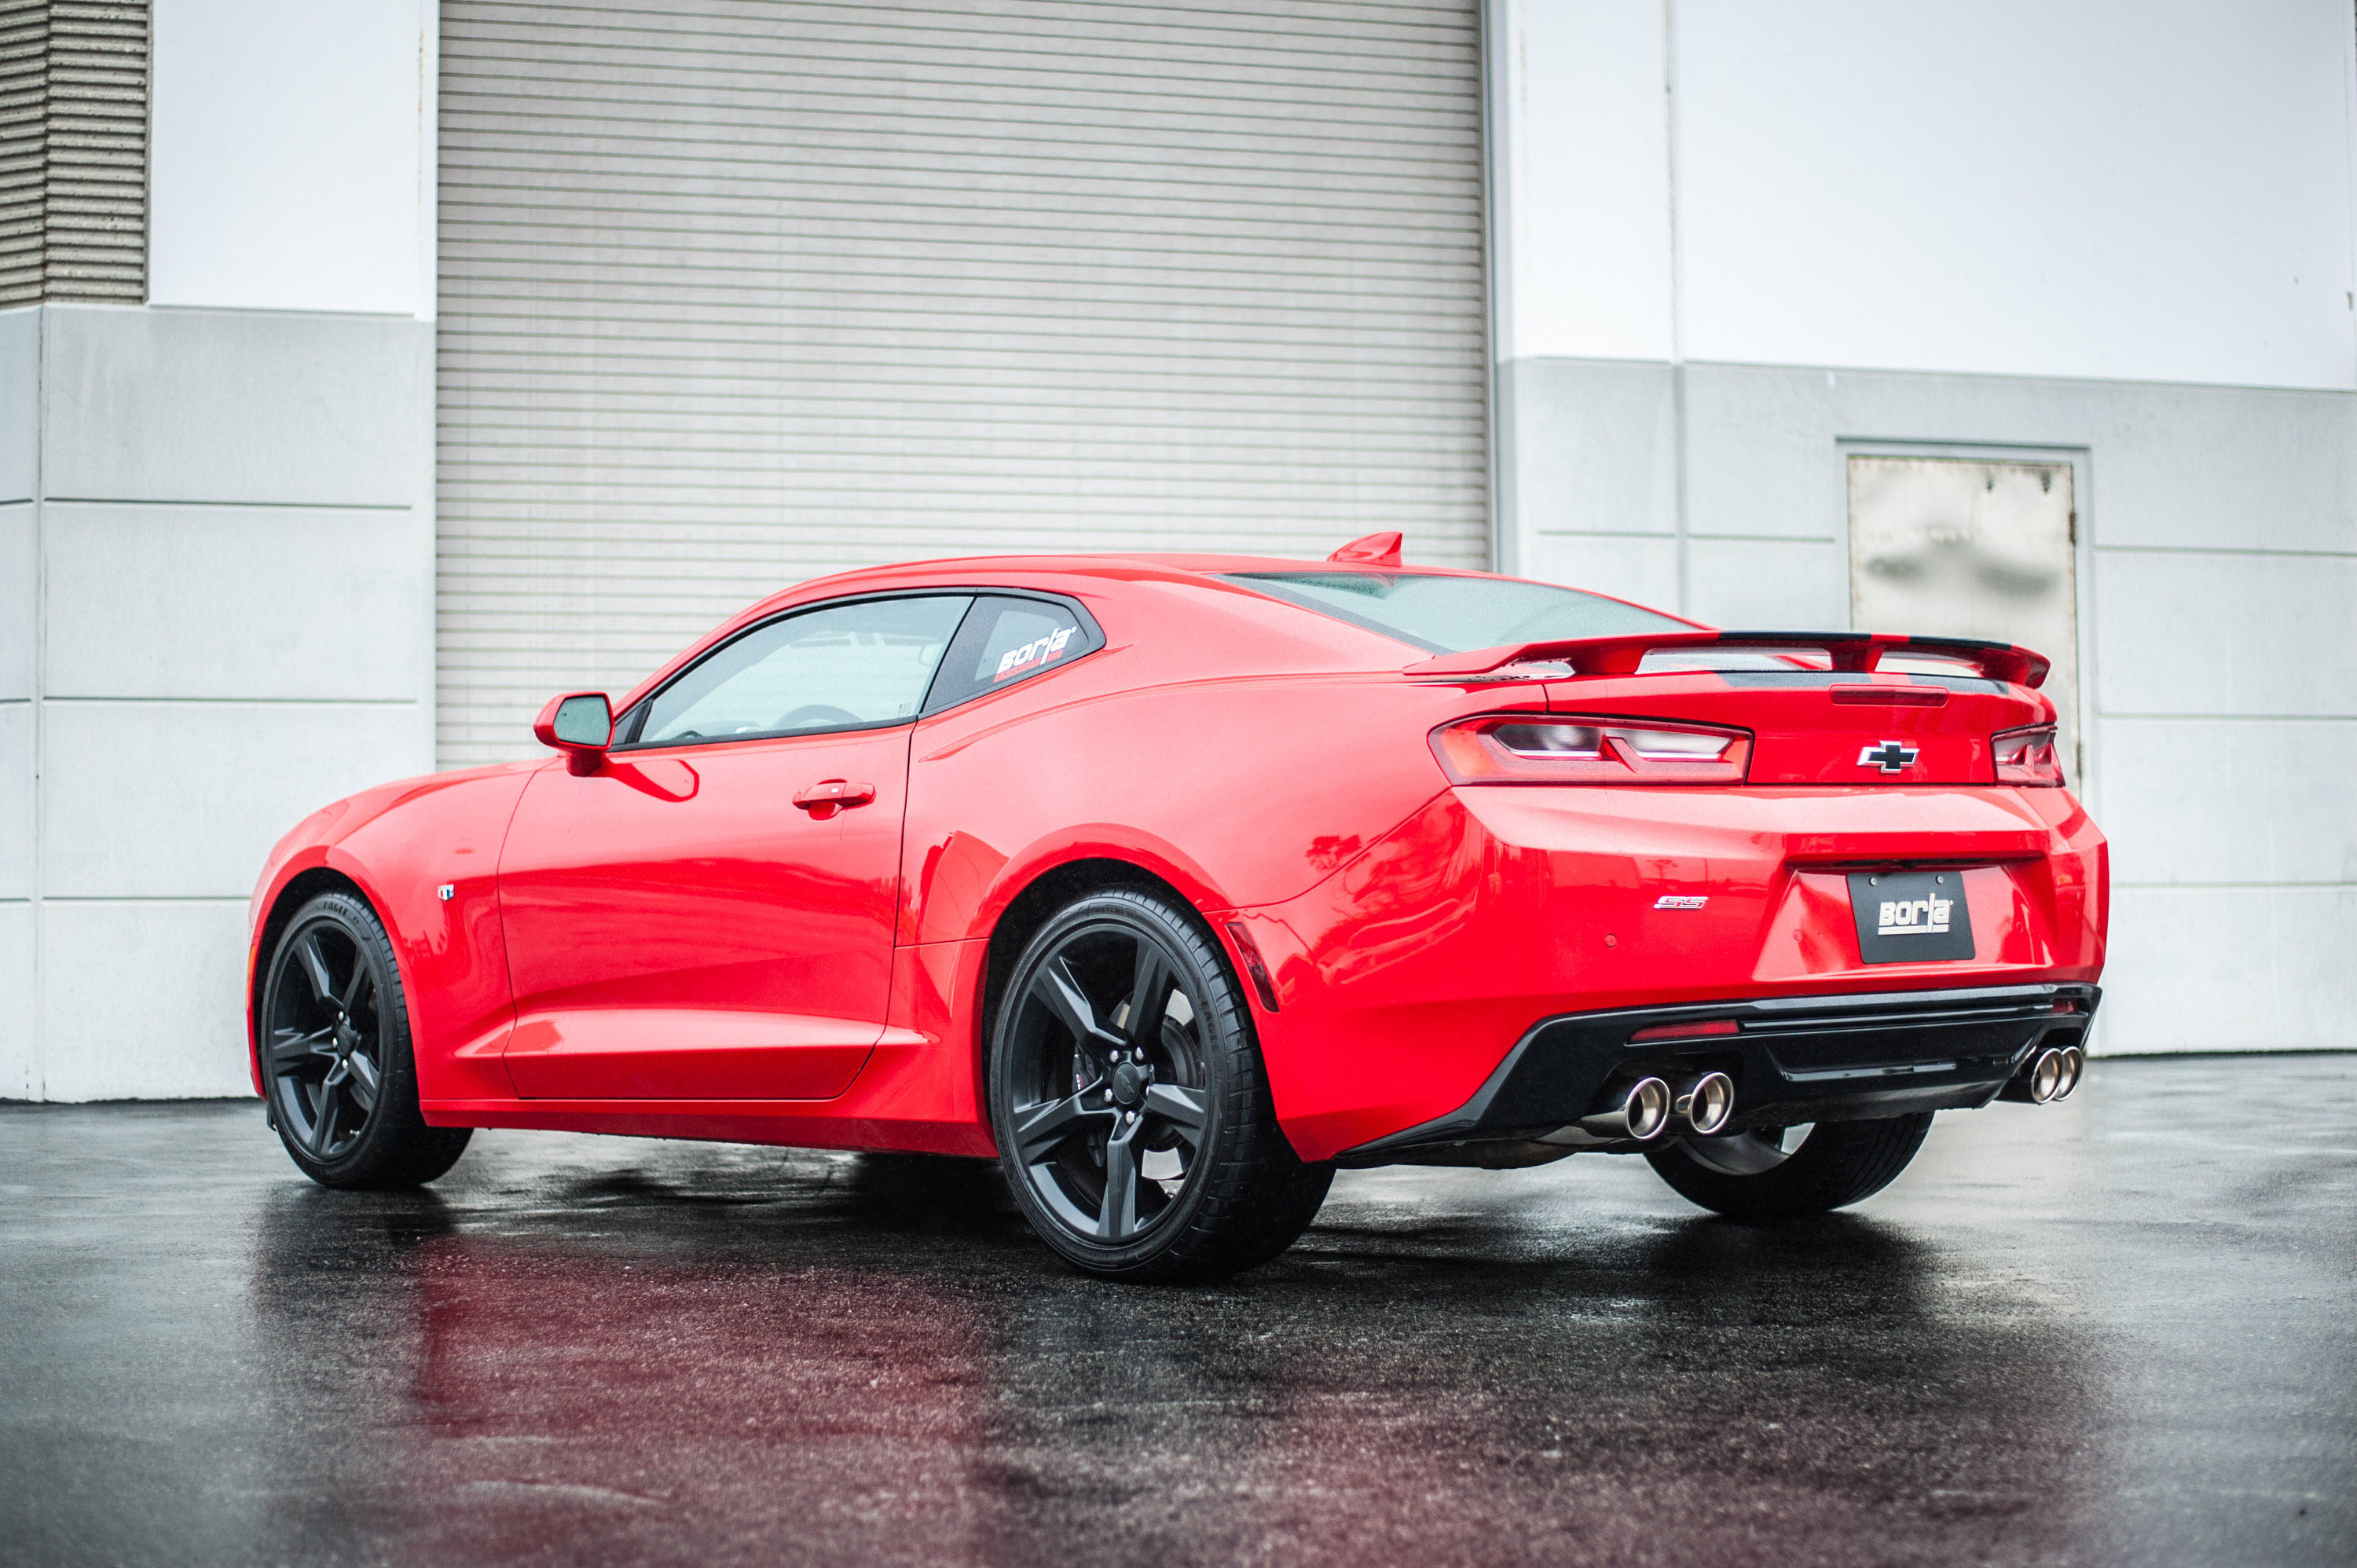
xmin=627 ymin=595 xmax=972 ymax=747
xmin=923 ymin=595 xmax=1100 ymax=714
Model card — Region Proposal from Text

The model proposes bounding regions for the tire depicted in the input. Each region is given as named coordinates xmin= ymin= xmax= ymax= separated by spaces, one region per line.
xmin=258 ymin=891 xmax=472 ymax=1189
xmin=1644 ymin=1112 xmax=1934 ymax=1222
xmin=988 ymin=888 xmax=1332 ymax=1280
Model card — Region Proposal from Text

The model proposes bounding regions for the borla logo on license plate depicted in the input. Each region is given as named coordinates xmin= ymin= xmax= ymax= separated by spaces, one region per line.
xmin=1846 ymin=870 xmax=1976 ymax=963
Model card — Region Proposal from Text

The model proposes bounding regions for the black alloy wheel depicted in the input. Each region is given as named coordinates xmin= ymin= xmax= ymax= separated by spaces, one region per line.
xmin=990 ymin=888 xmax=1332 ymax=1280
xmin=1644 ymin=1112 xmax=1934 ymax=1221
xmin=261 ymin=892 xmax=471 ymax=1189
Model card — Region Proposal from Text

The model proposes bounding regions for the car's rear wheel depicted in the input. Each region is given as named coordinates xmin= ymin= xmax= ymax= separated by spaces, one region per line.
xmin=1644 ymin=1112 xmax=1933 ymax=1221
xmin=988 ymin=888 xmax=1332 ymax=1280
xmin=260 ymin=892 xmax=471 ymax=1189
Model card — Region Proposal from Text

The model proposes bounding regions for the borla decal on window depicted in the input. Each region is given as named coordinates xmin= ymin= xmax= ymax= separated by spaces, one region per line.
xmin=995 ymin=625 xmax=1077 ymax=682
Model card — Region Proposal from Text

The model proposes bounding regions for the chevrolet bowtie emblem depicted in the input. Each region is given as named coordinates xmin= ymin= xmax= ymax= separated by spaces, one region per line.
xmin=1858 ymin=740 xmax=1920 ymax=773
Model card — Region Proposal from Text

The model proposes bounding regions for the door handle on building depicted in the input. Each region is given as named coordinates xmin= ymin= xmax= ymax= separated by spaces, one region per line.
xmin=792 ymin=779 xmax=876 ymax=819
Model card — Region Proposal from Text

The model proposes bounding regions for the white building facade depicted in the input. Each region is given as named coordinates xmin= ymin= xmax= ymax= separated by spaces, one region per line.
xmin=3 ymin=0 xmax=2351 ymax=1099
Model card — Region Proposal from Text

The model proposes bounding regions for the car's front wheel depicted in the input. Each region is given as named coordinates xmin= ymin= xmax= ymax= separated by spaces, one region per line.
xmin=988 ymin=888 xmax=1331 ymax=1280
xmin=1644 ymin=1113 xmax=1933 ymax=1221
xmin=259 ymin=891 xmax=472 ymax=1189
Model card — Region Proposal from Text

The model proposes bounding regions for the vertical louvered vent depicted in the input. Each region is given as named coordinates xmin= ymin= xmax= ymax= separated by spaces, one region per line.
xmin=0 ymin=0 xmax=42 ymax=300
xmin=0 ymin=0 xmax=147 ymax=307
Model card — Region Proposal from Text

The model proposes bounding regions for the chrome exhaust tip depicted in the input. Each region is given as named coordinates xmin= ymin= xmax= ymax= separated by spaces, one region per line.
xmin=2026 ymin=1046 xmax=2067 ymax=1104
xmin=1578 ymin=1075 xmax=1671 ymax=1141
xmin=2050 ymin=1044 xmax=2084 ymax=1101
xmin=1672 ymin=1071 xmax=1736 ymax=1136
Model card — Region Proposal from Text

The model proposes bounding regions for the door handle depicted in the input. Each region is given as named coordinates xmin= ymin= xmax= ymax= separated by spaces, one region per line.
xmin=793 ymin=779 xmax=876 ymax=819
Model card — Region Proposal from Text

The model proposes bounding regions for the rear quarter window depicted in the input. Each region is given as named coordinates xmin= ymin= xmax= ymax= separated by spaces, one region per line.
xmin=922 ymin=595 xmax=1102 ymax=713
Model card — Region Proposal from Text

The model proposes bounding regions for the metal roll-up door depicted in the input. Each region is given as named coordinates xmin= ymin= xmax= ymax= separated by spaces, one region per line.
xmin=437 ymin=0 xmax=1487 ymax=768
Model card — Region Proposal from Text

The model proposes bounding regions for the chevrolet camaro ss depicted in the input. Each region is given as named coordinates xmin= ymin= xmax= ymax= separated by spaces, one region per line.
xmin=247 ymin=534 xmax=2106 ymax=1279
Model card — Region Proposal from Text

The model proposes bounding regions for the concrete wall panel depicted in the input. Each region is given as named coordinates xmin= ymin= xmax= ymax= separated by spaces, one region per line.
xmin=2095 ymin=553 xmax=2357 ymax=718
xmin=41 ymin=703 xmax=425 ymax=899
xmin=0 ymin=310 xmax=35 ymax=503
xmin=1500 ymin=357 xmax=1675 ymax=557
xmin=1529 ymin=533 xmax=1678 ymax=610
xmin=1494 ymin=0 xmax=1673 ymax=362
xmin=39 ymin=308 xmax=432 ymax=507
xmin=38 ymin=901 xmax=254 ymax=1101
xmin=0 ymin=702 xmax=28 ymax=900
xmin=1686 ymin=538 xmax=1846 ymax=629
xmin=1501 ymin=1 xmax=2357 ymax=390
xmin=1673 ymin=0 xmax=2357 ymax=390
xmin=150 ymin=0 xmax=435 ymax=317
xmin=43 ymin=504 xmax=429 ymax=701
xmin=0 ymin=902 xmax=31 ymax=1098
xmin=1682 ymin=365 xmax=1845 ymax=541
xmin=2099 ymin=719 xmax=2357 ymax=888
xmin=2092 ymin=385 xmax=2357 ymax=555
xmin=2101 ymin=887 xmax=2357 ymax=1054
xmin=1680 ymin=364 xmax=2357 ymax=555
xmin=0 ymin=504 xmax=30 ymax=702
xmin=15 ymin=301 xmax=435 ymax=1098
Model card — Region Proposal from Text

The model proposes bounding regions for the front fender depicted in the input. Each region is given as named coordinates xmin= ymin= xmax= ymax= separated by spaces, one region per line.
xmin=244 ymin=841 xmax=408 ymax=1097
xmin=245 ymin=762 xmax=541 ymax=1104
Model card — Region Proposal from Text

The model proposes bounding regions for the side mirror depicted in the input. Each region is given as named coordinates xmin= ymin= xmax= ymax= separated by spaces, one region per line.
xmin=532 ymin=691 xmax=613 ymax=775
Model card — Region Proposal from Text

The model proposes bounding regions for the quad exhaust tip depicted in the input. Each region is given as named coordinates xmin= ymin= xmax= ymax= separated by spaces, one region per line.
xmin=1673 ymin=1071 xmax=1736 ymax=1136
xmin=1577 ymin=1069 xmax=1739 ymax=1142
xmin=1578 ymin=1075 xmax=1671 ymax=1141
xmin=2025 ymin=1043 xmax=2085 ymax=1104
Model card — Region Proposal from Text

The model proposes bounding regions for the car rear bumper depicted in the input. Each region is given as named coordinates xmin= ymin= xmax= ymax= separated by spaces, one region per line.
xmin=1237 ymin=782 xmax=2106 ymax=1163
xmin=1334 ymin=981 xmax=2100 ymax=1166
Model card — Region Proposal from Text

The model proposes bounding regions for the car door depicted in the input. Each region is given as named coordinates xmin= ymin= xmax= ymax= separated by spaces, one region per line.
xmin=496 ymin=593 xmax=973 ymax=1099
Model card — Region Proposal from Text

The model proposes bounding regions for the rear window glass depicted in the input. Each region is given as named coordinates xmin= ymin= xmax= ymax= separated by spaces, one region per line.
xmin=922 ymin=595 xmax=1101 ymax=713
xmin=1221 ymin=571 xmax=1688 ymax=654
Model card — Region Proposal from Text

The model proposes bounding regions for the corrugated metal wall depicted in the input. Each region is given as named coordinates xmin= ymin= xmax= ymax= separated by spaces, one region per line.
xmin=435 ymin=0 xmax=1488 ymax=768
xmin=0 ymin=0 xmax=148 ymax=306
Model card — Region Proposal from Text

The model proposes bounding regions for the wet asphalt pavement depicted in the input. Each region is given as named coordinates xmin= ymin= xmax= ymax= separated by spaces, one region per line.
xmin=2 ymin=1053 xmax=2352 ymax=1568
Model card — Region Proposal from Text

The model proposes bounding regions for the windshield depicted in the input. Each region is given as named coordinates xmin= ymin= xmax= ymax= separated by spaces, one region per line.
xmin=1221 ymin=571 xmax=1688 ymax=654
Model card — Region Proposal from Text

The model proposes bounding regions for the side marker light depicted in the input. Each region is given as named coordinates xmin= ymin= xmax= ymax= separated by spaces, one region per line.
xmin=1225 ymin=922 xmax=1281 ymax=1013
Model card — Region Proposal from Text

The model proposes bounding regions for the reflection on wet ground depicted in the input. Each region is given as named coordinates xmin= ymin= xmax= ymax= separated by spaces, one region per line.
xmin=3 ymin=1054 xmax=2351 ymax=1567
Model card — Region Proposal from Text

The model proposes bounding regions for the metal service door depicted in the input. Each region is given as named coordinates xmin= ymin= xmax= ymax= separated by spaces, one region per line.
xmin=1849 ymin=456 xmax=2080 ymax=782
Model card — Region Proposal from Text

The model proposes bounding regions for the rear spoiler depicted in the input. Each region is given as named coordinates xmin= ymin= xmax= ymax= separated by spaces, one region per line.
xmin=1404 ymin=630 xmax=2051 ymax=689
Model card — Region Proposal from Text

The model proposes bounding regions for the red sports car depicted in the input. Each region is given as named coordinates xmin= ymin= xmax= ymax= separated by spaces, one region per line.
xmin=247 ymin=534 xmax=2105 ymax=1278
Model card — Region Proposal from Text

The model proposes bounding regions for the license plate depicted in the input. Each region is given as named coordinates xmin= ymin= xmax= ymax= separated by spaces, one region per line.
xmin=1848 ymin=870 xmax=1975 ymax=963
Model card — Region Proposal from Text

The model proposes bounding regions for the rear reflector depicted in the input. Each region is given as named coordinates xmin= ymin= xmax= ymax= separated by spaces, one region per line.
xmin=1431 ymin=716 xmax=1750 ymax=786
xmin=1993 ymin=724 xmax=2064 ymax=786
xmin=1629 ymin=1018 xmax=1741 ymax=1042
xmin=1225 ymin=922 xmax=1281 ymax=1013
xmin=1830 ymin=685 xmax=1948 ymax=707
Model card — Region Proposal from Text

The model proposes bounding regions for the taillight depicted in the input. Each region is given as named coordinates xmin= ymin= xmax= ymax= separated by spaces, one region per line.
xmin=1431 ymin=716 xmax=1751 ymax=785
xmin=1992 ymin=724 xmax=2063 ymax=786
